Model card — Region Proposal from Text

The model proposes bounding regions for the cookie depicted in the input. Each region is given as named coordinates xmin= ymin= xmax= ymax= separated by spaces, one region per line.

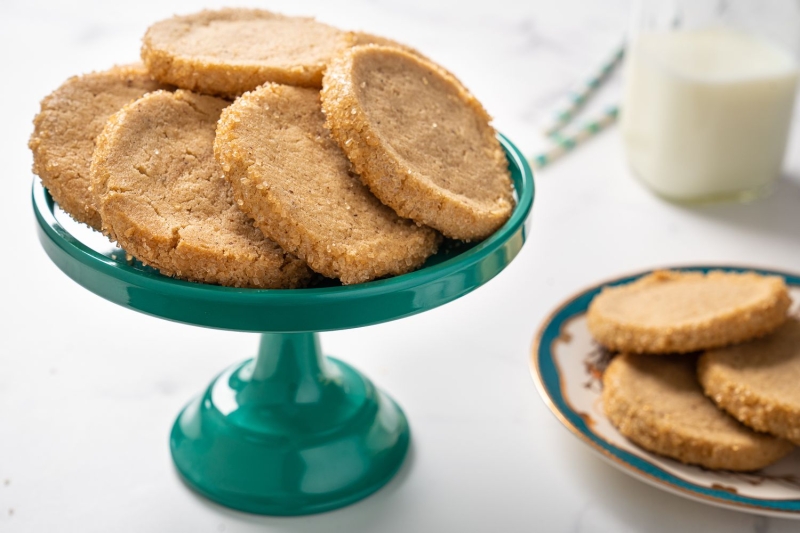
xmin=587 ymin=270 xmax=790 ymax=354
xmin=91 ymin=89 xmax=312 ymax=288
xmin=29 ymin=65 xmax=167 ymax=230
xmin=141 ymin=8 xmax=352 ymax=96
xmin=321 ymin=45 xmax=514 ymax=241
xmin=699 ymin=318 xmax=800 ymax=444
xmin=214 ymin=83 xmax=440 ymax=285
xmin=348 ymin=33 xmax=466 ymax=87
xmin=603 ymin=353 xmax=793 ymax=471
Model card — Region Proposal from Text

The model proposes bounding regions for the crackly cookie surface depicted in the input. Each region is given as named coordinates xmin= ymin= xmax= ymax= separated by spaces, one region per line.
xmin=141 ymin=8 xmax=352 ymax=95
xmin=91 ymin=89 xmax=312 ymax=288
xmin=587 ymin=270 xmax=790 ymax=354
xmin=321 ymin=45 xmax=514 ymax=241
xmin=699 ymin=318 xmax=800 ymax=445
xmin=29 ymin=64 xmax=167 ymax=230
xmin=603 ymin=353 xmax=794 ymax=471
xmin=214 ymin=83 xmax=440 ymax=285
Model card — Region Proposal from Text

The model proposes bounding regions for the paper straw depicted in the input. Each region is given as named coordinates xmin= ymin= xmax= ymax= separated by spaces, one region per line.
xmin=541 ymin=43 xmax=625 ymax=137
xmin=531 ymin=105 xmax=619 ymax=170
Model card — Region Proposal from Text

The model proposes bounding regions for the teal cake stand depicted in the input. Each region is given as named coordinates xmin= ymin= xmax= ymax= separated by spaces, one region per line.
xmin=32 ymin=134 xmax=534 ymax=516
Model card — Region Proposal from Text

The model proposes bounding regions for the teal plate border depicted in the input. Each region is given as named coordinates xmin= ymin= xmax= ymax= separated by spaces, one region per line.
xmin=531 ymin=265 xmax=800 ymax=519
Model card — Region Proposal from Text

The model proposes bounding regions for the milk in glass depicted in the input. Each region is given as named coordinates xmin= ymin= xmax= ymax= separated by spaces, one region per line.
xmin=621 ymin=28 xmax=799 ymax=201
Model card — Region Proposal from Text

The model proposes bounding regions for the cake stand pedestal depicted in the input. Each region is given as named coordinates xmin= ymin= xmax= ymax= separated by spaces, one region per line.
xmin=32 ymin=134 xmax=533 ymax=515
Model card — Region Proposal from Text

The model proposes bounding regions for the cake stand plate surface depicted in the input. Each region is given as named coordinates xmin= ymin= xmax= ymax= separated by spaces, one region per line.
xmin=32 ymin=134 xmax=534 ymax=515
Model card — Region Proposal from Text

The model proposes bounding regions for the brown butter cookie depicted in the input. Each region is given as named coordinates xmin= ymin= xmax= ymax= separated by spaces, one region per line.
xmin=141 ymin=8 xmax=352 ymax=96
xmin=699 ymin=318 xmax=800 ymax=445
xmin=91 ymin=89 xmax=312 ymax=288
xmin=603 ymin=353 xmax=794 ymax=471
xmin=29 ymin=64 xmax=167 ymax=230
xmin=321 ymin=45 xmax=514 ymax=241
xmin=214 ymin=83 xmax=440 ymax=285
xmin=587 ymin=270 xmax=790 ymax=354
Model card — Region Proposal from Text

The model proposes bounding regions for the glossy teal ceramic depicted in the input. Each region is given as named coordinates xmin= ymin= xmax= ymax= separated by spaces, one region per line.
xmin=170 ymin=332 xmax=410 ymax=515
xmin=33 ymin=134 xmax=534 ymax=515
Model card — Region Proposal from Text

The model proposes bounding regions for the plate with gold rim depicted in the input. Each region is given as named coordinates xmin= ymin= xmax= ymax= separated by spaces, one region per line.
xmin=530 ymin=265 xmax=800 ymax=519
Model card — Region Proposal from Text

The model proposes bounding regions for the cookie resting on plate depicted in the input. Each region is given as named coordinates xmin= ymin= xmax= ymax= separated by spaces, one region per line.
xmin=587 ymin=270 xmax=790 ymax=354
xmin=603 ymin=353 xmax=794 ymax=471
xmin=29 ymin=64 xmax=168 ymax=230
xmin=214 ymin=83 xmax=440 ymax=285
xmin=91 ymin=89 xmax=313 ymax=288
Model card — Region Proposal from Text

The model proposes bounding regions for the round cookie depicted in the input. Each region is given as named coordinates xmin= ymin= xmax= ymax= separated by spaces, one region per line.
xmin=321 ymin=45 xmax=514 ymax=241
xmin=91 ymin=89 xmax=312 ymax=288
xmin=29 ymin=64 xmax=167 ymax=230
xmin=214 ymin=83 xmax=440 ymax=285
xmin=587 ymin=270 xmax=790 ymax=354
xmin=603 ymin=353 xmax=793 ymax=471
xmin=699 ymin=318 xmax=800 ymax=444
xmin=141 ymin=8 xmax=352 ymax=95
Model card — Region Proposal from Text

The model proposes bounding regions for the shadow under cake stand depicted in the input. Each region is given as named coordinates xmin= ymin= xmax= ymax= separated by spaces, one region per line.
xmin=32 ymin=134 xmax=534 ymax=516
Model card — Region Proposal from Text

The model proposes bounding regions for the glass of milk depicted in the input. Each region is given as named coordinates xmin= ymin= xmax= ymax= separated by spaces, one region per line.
xmin=621 ymin=0 xmax=800 ymax=203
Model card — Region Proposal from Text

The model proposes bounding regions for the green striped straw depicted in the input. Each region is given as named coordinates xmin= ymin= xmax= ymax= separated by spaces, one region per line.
xmin=541 ymin=42 xmax=625 ymax=137
xmin=531 ymin=105 xmax=619 ymax=170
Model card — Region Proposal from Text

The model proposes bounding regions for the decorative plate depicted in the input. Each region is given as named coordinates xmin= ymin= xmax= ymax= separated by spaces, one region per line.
xmin=531 ymin=266 xmax=800 ymax=519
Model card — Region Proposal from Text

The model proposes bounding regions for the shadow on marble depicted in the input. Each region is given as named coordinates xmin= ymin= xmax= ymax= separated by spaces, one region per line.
xmin=675 ymin=174 xmax=800 ymax=247
xmin=179 ymin=441 xmax=417 ymax=532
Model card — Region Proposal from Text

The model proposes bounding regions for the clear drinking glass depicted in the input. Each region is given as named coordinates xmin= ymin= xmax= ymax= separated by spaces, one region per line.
xmin=621 ymin=0 xmax=800 ymax=203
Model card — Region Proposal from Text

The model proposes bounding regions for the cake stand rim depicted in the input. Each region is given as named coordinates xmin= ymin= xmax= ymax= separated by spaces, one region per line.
xmin=32 ymin=133 xmax=534 ymax=331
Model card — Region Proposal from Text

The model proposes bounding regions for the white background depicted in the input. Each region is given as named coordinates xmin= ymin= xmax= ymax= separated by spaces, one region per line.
xmin=2 ymin=0 xmax=800 ymax=531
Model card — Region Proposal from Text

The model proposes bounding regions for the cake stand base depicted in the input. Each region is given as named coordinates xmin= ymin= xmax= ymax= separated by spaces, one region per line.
xmin=170 ymin=332 xmax=409 ymax=515
xmin=33 ymin=132 xmax=533 ymax=516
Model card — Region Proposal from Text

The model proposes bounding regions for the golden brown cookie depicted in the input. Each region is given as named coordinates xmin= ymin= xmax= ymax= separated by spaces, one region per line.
xmin=91 ymin=89 xmax=312 ymax=288
xmin=699 ymin=318 xmax=800 ymax=444
xmin=214 ymin=83 xmax=440 ymax=285
xmin=321 ymin=45 xmax=514 ymax=241
xmin=603 ymin=353 xmax=793 ymax=471
xmin=587 ymin=270 xmax=790 ymax=354
xmin=141 ymin=8 xmax=352 ymax=95
xmin=29 ymin=65 xmax=167 ymax=230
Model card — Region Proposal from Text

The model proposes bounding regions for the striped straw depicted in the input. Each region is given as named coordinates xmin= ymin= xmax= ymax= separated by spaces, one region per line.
xmin=531 ymin=105 xmax=619 ymax=170
xmin=541 ymin=42 xmax=625 ymax=137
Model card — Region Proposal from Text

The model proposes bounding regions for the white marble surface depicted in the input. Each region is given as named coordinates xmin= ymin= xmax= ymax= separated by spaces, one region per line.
xmin=2 ymin=0 xmax=800 ymax=531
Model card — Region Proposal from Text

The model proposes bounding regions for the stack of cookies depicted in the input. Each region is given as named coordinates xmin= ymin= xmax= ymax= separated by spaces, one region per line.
xmin=29 ymin=8 xmax=515 ymax=288
xmin=587 ymin=270 xmax=800 ymax=471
